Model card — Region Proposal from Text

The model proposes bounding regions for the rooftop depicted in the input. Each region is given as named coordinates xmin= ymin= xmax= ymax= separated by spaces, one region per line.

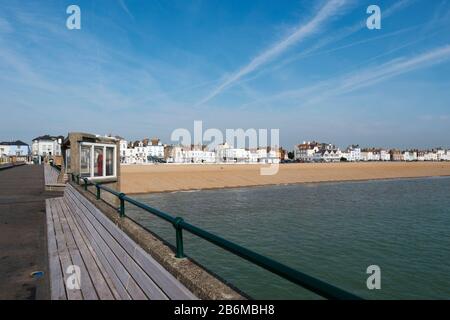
xmin=0 ymin=140 xmax=29 ymax=146
xmin=32 ymin=134 xmax=64 ymax=142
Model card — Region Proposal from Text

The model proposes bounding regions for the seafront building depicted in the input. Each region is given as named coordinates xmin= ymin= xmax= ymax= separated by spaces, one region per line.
xmin=31 ymin=135 xmax=64 ymax=159
xmin=215 ymin=143 xmax=280 ymax=164
xmin=343 ymin=145 xmax=362 ymax=162
xmin=0 ymin=140 xmax=30 ymax=163
xmin=403 ymin=151 xmax=418 ymax=162
xmin=120 ymin=138 xmax=165 ymax=164
xmin=294 ymin=141 xmax=321 ymax=162
xmin=293 ymin=141 xmax=449 ymax=163
xmin=119 ymin=139 xmax=281 ymax=164
xmin=114 ymin=136 xmax=450 ymax=165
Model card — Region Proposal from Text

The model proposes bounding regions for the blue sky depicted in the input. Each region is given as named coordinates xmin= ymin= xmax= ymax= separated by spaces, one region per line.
xmin=1 ymin=0 xmax=450 ymax=149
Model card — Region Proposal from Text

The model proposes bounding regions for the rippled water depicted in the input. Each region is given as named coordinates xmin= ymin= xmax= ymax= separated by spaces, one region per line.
xmin=126 ymin=177 xmax=450 ymax=299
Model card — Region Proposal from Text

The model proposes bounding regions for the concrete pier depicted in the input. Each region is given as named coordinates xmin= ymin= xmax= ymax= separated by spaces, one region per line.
xmin=0 ymin=165 xmax=61 ymax=299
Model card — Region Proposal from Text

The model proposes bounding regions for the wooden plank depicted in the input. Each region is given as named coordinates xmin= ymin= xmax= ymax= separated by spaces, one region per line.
xmin=49 ymin=198 xmax=83 ymax=300
xmin=46 ymin=199 xmax=67 ymax=300
xmin=65 ymin=189 xmax=149 ymax=300
xmin=70 ymin=204 xmax=131 ymax=300
xmin=67 ymin=184 xmax=197 ymax=300
xmin=133 ymin=247 xmax=198 ymax=300
xmin=44 ymin=165 xmax=60 ymax=185
xmin=66 ymin=186 xmax=169 ymax=300
xmin=64 ymin=193 xmax=132 ymax=300
xmin=64 ymin=191 xmax=131 ymax=300
xmin=53 ymin=198 xmax=99 ymax=300
xmin=59 ymin=199 xmax=117 ymax=300
xmin=64 ymin=192 xmax=138 ymax=300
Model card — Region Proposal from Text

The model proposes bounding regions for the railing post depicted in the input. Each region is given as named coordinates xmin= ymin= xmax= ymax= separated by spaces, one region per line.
xmin=83 ymin=178 xmax=88 ymax=191
xmin=118 ymin=193 xmax=126 ymax=218
xmin=96 ymin=184 xmax=101 ymax=200
xmin=173 ymin=217 xmax=185 ymax=258
xmin=76 ymin=174 xmax=80 ymax=184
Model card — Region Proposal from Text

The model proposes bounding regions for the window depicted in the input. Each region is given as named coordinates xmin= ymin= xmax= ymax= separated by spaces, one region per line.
xmin=66 ymin=149 xmax=71 ymax=170
xmin=106 ymin=147 xmax=114 ymax=176
xmin=79 ymin=142 xmax=116 ymax=180
xmin=80 ymin=146 xmax=91 ymax=177
xmin=94 ymin=146 xmax=103 ymax=177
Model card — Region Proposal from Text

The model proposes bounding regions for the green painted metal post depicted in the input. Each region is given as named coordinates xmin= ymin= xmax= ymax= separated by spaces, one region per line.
xmin=83 ymin=178 xmax=88 ymax=191
xmin=96 ymin=185 xmax=101 ymax=200
xmin=173 ymin=217 xmax=185 ymax=258
xmin=119 ymin=193 xmax=126 ymax=217
xmin=76 ymin=174 xmax=80 ymax=184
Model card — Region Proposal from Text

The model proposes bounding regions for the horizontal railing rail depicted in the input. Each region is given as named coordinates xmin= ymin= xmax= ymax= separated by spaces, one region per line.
xmin=75 ymin=175 xmax=362 ymax=300
xmin=50 ymin=162 xmax=61 ymax=171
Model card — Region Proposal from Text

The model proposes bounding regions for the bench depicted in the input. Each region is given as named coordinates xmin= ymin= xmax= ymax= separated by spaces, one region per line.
xmin=46 ymin=183 xmax=197 ymax=300
xmin=44 ymin=165 xmax=65 ymax=191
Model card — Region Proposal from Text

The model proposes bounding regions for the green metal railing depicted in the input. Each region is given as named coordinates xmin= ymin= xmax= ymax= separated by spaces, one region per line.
xmin=50 ymin=162 xmax=61 ymax=171
xmin=74 ymin=174 xmax=362 ymax=300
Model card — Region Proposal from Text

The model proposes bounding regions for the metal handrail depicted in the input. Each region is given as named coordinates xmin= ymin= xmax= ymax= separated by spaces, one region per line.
xmin=77 ymin=175 xmax=362 ymax=300
xmin=50 ymin=162 xmax=61 ymax=172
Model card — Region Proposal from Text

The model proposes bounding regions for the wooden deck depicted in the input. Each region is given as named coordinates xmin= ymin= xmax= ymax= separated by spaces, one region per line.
xmin=44 ymin=165 xmax=59 ymax=184
xmin=46 ymin=184 xmax=197 ymax=300
xmin=44 ymin=165 xmax=65 ymax=191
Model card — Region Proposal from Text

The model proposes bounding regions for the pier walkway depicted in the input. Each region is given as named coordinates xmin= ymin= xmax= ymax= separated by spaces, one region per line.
xmin=0 ymin=164 xmax=60 ymax=299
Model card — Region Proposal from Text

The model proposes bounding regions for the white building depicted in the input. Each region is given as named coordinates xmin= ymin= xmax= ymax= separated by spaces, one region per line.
xmin=436 ymin=149 xmax=447 ymax=161
xmin=343 ymin=145 xmax=361 ymax=162
xmin=361 ymin=150 xmax=380 ymax=161
xmin=0 ymin=141 xmax=30 ymax=157
xmin=0 ymin=144 xmax=9 ymax=157
xmin=185 ymin=149 xmax=216 ymax=163
xmin=120 ymin=138 xmax=165 ymax=164
xmin=402 ymin=151 xmax=418 ymax=162
xmin=167 ymin=146 xmax=216 ymax=163
xmin=314 ymin=149 xmax=341 ymax=162
xmin=380 ymin=150 xmax=391 ymax=161
xmin=256 ymin=148 xmax=280 ymax=164
xmin=216 ymin=143 xmax=248 ymax=163
xmin=424 ymin=151 xmax=438 ymax=161
xmin=32 ymin=135 xmax=63 ymax=159
xmin=294 ymin=141 xmax=321 ymax=162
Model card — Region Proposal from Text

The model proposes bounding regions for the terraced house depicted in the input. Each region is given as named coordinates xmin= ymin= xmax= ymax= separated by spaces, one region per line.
xmin=0 ymin=140 xmax=30 ymax=162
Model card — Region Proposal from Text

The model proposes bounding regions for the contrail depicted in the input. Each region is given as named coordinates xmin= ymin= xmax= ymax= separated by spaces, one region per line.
xmin=118 ymin=0 xmax=134 ymax=20
xmin=246 ymin=44 xmax=450 ymax=107
xmin=247 ymin=0 xmax=420 ymax=81
xmin=335 ymin=44 xmax=450 ymax=94
xmin=196 ymin=0 xmax=350 ymax=106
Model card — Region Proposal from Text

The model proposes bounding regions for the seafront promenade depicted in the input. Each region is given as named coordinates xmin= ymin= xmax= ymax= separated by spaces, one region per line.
xmin=0 ymin=165 xmax=61 ymax=299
